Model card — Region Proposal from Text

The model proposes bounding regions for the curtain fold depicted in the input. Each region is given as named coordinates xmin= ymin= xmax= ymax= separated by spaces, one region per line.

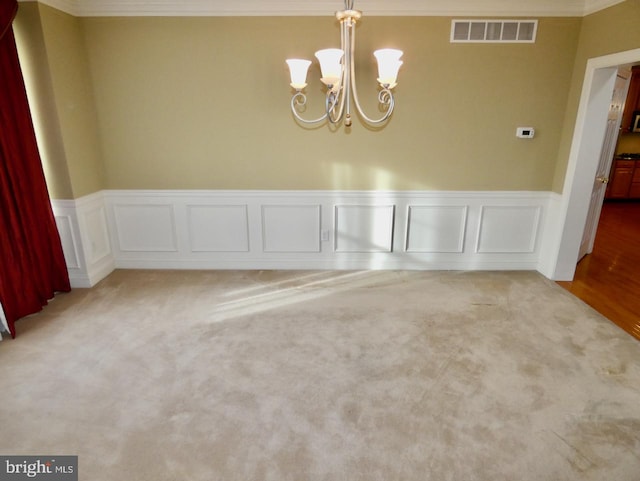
xmin=0 ymin=0 xmax=71 ymax=338
xmin=0 ymin=0 xmax=17 ymax=39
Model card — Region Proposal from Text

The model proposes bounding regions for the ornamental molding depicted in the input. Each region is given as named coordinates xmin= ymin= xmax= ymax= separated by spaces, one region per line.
xmin=18 ymin=0 xmax=627 ymax=17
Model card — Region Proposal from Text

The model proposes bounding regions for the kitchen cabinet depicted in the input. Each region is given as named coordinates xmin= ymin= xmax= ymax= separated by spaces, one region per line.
xmin=630 ymin=166 xmax=640 ymax=198
xmin=606 ymin=159 xmax=635 ymax=199
xmin=621 ymin=66 xmax=640 ymax=133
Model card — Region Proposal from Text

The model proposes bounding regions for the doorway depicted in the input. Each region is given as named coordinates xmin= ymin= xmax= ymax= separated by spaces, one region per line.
xmin=549 ymin=48 xmax=640 ymax=281
xmin=552 ymin=49 xmax=640 ymax=340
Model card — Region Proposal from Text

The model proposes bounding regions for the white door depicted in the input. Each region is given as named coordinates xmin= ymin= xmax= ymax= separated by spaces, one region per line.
xmin=577 ymin=69 xmax=631 ymax=261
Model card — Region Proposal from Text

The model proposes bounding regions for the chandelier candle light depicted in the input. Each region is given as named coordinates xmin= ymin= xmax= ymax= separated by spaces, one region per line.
xmin=286 ymin=0 xmax=403 ymax=127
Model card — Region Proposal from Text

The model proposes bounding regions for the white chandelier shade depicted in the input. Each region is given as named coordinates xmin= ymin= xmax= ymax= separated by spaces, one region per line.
xmin=315 ymin=48 xmax=344 ymax=89
xmin=285 ymin=0 xmax=403 ymax=127
xmin=285 ymin=59 xmax=312 ymax=90
xmin=373 ymin=49 xmax=403 ymax=88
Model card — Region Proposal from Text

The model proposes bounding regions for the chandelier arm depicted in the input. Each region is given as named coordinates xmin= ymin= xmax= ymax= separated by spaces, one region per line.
xmin=348 ymin=18 xmax=396 ymax=125
xmin=326 ymin=20 xmax=349 ymax=124
xmin=326 ymin=90 xmax=343 ymax=124
xmin=290 ymin=92 xmax=329 ymax=124
xmin=337 ymin=19 xmax=351 ymax=123
xmin=343 ymin=17 xmax=353 ymax=125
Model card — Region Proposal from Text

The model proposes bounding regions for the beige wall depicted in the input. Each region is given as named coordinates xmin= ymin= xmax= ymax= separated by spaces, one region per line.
xmin=552 ymin=0 xmax=640 ymax=192
xmin=14 ymin=2 xmax=104 ymax=199
xmin=80 ymin=15 xmax=581 ymax=193
xmin=18 ymin=3 xmax=604 ymax=197
xmin=13 ymin=3 xmax=73 ymax=199
xmin=39 ymin=3 xmax=105 ymax=198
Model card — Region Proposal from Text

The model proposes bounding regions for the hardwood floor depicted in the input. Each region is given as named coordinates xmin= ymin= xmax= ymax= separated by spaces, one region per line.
xmin=557 ymin=201 xmax=640 ymax=341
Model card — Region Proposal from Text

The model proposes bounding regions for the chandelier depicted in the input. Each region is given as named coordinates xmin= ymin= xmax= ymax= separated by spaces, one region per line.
xmin=285 ymin=0 xmax=403 ymax=127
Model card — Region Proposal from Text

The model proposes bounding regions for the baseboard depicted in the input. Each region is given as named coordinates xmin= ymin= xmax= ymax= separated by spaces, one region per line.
xmin=113 ymin=257 xmax=541 ymax=271
xmin=52 ymin=189 xmax=557 ymax=286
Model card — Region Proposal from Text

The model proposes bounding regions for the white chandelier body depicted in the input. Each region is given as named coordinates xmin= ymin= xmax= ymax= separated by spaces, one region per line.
xmin=286 ymin=0 xmax=403 ymax=127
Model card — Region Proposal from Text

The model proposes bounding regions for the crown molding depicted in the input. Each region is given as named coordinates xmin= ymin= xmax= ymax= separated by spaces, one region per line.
xmin=583 ymin=0 xmax=626 ymax=15
xmin=17 ymin=0 xmax=629 ymax=17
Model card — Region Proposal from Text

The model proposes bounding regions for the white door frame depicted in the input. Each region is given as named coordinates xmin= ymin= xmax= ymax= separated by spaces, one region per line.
xmin=544 ymin=47 xmax=640 ymax=281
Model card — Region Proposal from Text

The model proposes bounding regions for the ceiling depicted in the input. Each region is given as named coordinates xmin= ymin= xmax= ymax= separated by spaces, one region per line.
xmin=18 ymin=0 xmax=627 ymax=17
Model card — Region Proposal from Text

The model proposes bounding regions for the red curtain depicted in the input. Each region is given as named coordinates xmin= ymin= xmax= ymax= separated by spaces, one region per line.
xmin=0 ymin=0 xmax=70 ymax=338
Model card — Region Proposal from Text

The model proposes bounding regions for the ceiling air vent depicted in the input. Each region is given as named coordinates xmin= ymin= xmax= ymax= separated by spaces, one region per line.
xmin=451 ymin=20 xmax=538 ymax=43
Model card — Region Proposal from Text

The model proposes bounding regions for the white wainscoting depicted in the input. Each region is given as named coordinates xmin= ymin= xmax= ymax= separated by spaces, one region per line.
xmin=335 ymin=205 xmax=395 ymax=253
xmin=406 ymin=205 xmax=467 ymax=253
xmin=262 ymin=205 xmax=321 ymax=253
xmin=52 ymin=190 xmax=557 ymax=287
xmin=476 ymin=205 xmax=541 ymax=253
xmin=188 ymin=205 xmax=249 ymax=253
xmin=51 ymin=191 xmax=115 ymax=288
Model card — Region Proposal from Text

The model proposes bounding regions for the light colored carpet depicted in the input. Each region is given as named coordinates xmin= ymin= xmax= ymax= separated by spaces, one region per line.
xmin=1 ymin=269 xmax=639 ymax=480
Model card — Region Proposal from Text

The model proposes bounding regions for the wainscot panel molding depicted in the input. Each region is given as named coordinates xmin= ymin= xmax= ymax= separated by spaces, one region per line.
xmin=476 ymin=205 xmax=541 ymax=253
xmin=335 ymin=205 xmax=395 ymax=253
xmin=262 ymin=205 xmax=321 ymax=253
xmin=536 ymin=191 xmax=564 ymax=279
xmin=51 ymin=191 xmax=115 ymax=288
xmin=52 ymin=190 xmax=559 ymax=286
